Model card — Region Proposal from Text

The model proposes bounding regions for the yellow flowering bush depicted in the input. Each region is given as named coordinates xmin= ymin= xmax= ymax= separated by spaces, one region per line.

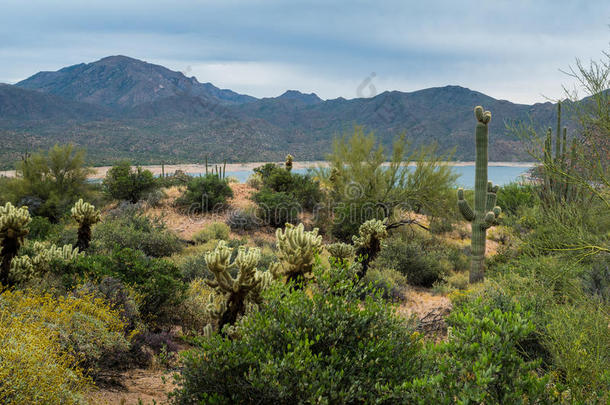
xmin=0 ymin=289 xmax=128 ymax=375
xmin=0 ymin=309 xmax=88 ymax=404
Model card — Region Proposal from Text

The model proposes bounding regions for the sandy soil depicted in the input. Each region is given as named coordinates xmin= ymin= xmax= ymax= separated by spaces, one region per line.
xmin=87 ymin=369 xmax=176 ymax=405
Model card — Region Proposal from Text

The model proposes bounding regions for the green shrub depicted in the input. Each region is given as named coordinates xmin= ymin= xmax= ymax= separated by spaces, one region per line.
xmin=252 ymin=189 xmax=300 ymax=227
xmin=252 ymin=163 xmax=322 ymax=211
xmin=178 ymin=278 xmax=216 ymax=335
xmin=400 ymin=301 xmax=553 ymax=403
xmin=103 ymin=160 xmax=157 ymax=203
xmin=543 ymin=301 xmax=610 ymax=402
xmin=329 ymin=200 xmax=387 ymax=242
xmin=93 ymin=205 xmax=183 ymax=257
xmin=192 ymin=222 xmax=230 ymax=244
xmin=62 ymin=248 xmax=186 ymax=325
xmin=497 ymin=181 xmax=538 ymax=216
xmin=175 ymin=174 xmax=233 ymax=213
xmin=171 ymin=264 xmax=423 ymax=404
xmin=28 ymin=216 xmax=55 ymax=240
xmin=374 ymin=234 xmax=452 ymax=287
xmin=226 ymin=208 xmax=261 ymax=231
xmin=362 ymin=267 xmax=408 ymax=301
xmin=428 ymin=217 xmax=453 ymax=234
xmin=174 ymin=251 xmax=211 ymax=282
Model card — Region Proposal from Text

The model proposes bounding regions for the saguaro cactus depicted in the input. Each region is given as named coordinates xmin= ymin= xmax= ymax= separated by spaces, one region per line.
xmin=457 ymin=106 xmax=501 ymax=283
xmin=71 ymin=199 xmax=101 ymax=251
xmin=0 ymin=203 xmax=31 ymax=287
xmin=204 ymin=241 xmax=272 ymax=335
xmin=270 ymin=223 xmax=322 ymax=287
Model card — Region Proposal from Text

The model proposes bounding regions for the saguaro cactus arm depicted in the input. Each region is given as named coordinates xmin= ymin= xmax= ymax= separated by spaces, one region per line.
xmin=457 ymin=188 xmax=475 ymax=221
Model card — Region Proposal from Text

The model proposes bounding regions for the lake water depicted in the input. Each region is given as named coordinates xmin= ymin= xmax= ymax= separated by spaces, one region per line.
xmin=214 ymin=165 xmax=532 ymax=189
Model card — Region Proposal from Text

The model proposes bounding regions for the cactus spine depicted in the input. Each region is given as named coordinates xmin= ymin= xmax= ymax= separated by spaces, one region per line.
xmin=457 ymin=106 xmax=501 ymax=283
xmin=71 ymin=199 xmax=101 ymax=251
xmin=0 ymin=203 xmax=31 ymax=287
xmin=271 ymin=223 xmax=322 ymax=287
xmin=204 ymin=241 xmax=271 ymax=335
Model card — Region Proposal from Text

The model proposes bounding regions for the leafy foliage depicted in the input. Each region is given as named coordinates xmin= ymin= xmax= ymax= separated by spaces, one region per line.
xmin=93 ymin=204 xmax=183 ymax=257
xmin=314 ymin=128 xmax=458 ymax=239
xmin=171 ymin=264 xmax=423 ymax=404
xmin=103 ymin=160 xmax=157 ymax=203
xmin=175 ymin=174 xmax=233 ymax=213
xmin=2 ymin=144 xmax=94 ymax=221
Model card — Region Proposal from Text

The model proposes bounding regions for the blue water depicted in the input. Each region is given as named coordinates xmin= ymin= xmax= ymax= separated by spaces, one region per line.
xmin=194 ymin=165 xmax=531 ymax=189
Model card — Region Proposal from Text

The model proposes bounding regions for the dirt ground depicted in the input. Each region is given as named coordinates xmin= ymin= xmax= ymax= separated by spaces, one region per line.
xmin=87 ymin=369 xmax=177 ymax=405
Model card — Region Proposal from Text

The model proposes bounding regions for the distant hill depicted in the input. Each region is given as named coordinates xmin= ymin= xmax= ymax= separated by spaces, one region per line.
xmin=0 ymin=55 xmax=572 ymax=169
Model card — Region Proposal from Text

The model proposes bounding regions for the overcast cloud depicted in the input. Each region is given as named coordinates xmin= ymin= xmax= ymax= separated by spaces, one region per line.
xmin=0 ymin=0 xmax=608 ymax=103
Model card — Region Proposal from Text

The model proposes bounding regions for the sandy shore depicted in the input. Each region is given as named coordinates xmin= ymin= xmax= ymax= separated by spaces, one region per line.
xmin=0 ymin=161 xmax=535 ymax=180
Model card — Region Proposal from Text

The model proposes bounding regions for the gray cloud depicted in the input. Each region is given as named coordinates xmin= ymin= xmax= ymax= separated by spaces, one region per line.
xmin=0 ymin=0 xmax=608 ymax=103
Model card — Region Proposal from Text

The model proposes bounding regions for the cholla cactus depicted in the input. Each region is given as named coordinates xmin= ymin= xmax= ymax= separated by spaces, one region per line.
xmin=285 ymin=154 xmax=294 ymax=172
xmin=203 ymin=241 xmax=272 ymax=335
xmin=457 ymin=106 xmax=502 ymax=283
xmin=326 ymin=242 xmax=354 ymax=262
xmin=10 ymin=242 xmax=82 ymax=283
xmin=352 ymin=219 xmax=388 ymax=278
xmin=0 ymin=203 xmax=31 ymax=287
xmin=71 ymin=199 xmax=101 ymax=251
xmin=271 ymin=223 xmax=322 ymax=287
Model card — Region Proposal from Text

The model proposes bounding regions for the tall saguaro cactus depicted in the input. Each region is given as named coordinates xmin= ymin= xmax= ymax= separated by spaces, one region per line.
xmin=71 ymin=199 xmax=101 ymax=251
xmin=457 ymin=106 xmax=501 ymax=283
xmin=0 ymin=203 xmax=31 ymax=287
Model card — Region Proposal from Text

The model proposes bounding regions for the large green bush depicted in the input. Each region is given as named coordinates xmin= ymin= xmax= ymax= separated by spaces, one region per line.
xmin=256 ymin=164 xmax=322 ymax=210
xmin=252 ymin=189 xmax=300 ymax=227
xmin=171 ymin=264 xmax=423 ymax=404
xmin=93 ymin=204 xmax=183 ymax=257
xmin=62 ymin=248 xmax=186 ymax=325
xmin=400 ymin=300 xmax=553 ymax=403
xmin=175 ymin=174 xmax=233 ymax=213
xmin=373 ymin=233 xmax=455 ymax=287
xmin=103 ymin=160 xmax=157 ymax=203
xmin=496 ymin=181 xmax=538 ymax=216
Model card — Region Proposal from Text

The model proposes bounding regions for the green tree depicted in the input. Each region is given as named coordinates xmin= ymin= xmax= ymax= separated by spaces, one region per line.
xmin=5 ymin=144 xmax=93 ymax=220
xmin=314 ymin=127 xmax=458 ymax=240
xmin=102 ymin=161 xmax=156 ymax=203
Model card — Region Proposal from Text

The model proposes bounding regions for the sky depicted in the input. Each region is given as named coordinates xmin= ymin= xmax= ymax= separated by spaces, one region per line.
xmin=0 ymin=0 xmax=608 ymax=104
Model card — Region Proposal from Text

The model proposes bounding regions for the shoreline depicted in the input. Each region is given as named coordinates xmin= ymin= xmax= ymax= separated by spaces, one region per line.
xmin=0 ymin=161 xmax=536 ymax=180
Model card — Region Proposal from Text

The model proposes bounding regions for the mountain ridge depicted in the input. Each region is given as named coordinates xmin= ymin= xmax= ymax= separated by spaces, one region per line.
xmin=0 ymin=56 xmax=572 ymax=168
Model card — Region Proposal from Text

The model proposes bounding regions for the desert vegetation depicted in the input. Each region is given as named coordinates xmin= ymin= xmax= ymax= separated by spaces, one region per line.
xmin=0 ymin=54 xmax=608 ymax=405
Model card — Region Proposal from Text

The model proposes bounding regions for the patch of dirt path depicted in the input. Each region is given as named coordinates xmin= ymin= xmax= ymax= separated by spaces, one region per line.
xmin=87 ymin=369 xmax=176 ymax=405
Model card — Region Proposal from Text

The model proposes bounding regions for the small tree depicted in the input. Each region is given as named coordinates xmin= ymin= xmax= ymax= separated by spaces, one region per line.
xmin=103 ymin=161 xmax=156 ymax=203
xmin=7 ymin=144 xmax=92 ymax=220
xmin=71 ymin=199 xmax=101 ymax=251
xmin=314 ymin=128 xmax=457 ymax=240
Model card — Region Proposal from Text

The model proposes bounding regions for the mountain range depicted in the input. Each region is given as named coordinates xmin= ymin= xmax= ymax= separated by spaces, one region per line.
xmin=0 ymin=55 xmax=568 ymax=169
